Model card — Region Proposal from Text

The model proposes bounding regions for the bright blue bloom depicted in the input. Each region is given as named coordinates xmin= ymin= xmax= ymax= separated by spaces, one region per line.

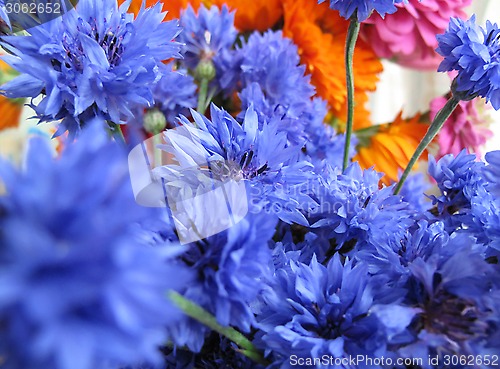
xmin=130 ymin=62 xmax=198 ymax=128
xmin=178 ymin=5 xmax=237 ymax=70
xmin=0 ymin=127 xmax=190 ymax=369
xmin=467 ymin=185 xmax=500 ymax=255
xmin=155 ymin=105 xmax=316 ymax=226
xmin=318 ymin=0 xmax=407 ymax=22
xmin=152 ymin=63 xmax=198 ymax=124
xmin=302 ymin=119 xmax=354 ymax=173
xmin=427 ymin=150 xmax=485 ymax=214
xmin=238 ymin=31 xmax=314 ymax=109
xmin=178 ymin=4 xmax=237 ymax=92
xmin=0 ymin=0 xmax=182 ymax=137
xmin=236 ymin=31 xmax=317 ymax=144
xmin=426 ymin=150 xmax=500 ymax=254
xmin=256 ymin=254 xmax=417 ymax=368
xmin=353 ymin=216 xmax=500 ymax=363
xmin=396 ymin=238 xmax=500 ymax=363
xmin=427 ymin=151 xmax=487 ymax=230
xmin=397 ymin=173 xmax=432 ymax=213
xmin=167 ymin=213 xmax=277 ymax=352
xmin=306 ymin=163 xmax=413 ymax=259
xmin=436 ymin=16 xmax=500 ymax=109
xmin=483 ymin=150 xmax=500 ymax=197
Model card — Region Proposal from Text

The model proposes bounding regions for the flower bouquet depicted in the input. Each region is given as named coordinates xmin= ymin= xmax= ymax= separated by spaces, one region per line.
xmin=0 ymin=0 xmax=500 ymax=368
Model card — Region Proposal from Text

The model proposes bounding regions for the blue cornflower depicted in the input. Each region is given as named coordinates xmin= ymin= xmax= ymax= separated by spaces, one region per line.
xmin=396 ymin=239 xmax=500 ymax=362
xmin=302 ymin=118 xmax=354 ymax=173
xmin=167 ymin=212 xmax=277 ymax=352
xmin=427 ymin=150 xmax=485 ymax=213
xmin=306 ymin=163 xmax=413 ymax=259
xmin=344 ymin=216 xmax=500 ymax=362
xmin=179 ymin=4 xmax=236 ymax=70
xmin=0 ymin=127 xmax=190 ymax=369
xmin=256 ymin=254 xmax=417 ymax=368
xmin=428 ymin=151 xmax=486 ymax=225
xmin=236 ymin=31 xmax=317 ymax=144
xmin=178 ymin=4 xmax=237 ymax=91
xmin=483 ymin=150 xmax=500 ymax=197
xmin=397 ymin=173 xmax=432 ymax=213
xmin=130 ymin=62 xmax=198 ymax=128
xmin=155 ymin=104 xmax=315 ymax=226
xmin=426 ymin=150 xmax=500 ymax=254
xmin=152 ymin=63 xmax=198 ymax=124
xmin=318 ymin=0 xmax=407 ymax=22
xmin=436 ymin=16 xmax=500 ymax=109
xmin=238 ymin=31 xmax=314 ymax=109
xmin=0 ymin=0 xmax=182 ymax=137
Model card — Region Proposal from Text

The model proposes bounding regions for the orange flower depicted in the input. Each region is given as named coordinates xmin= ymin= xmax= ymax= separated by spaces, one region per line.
xmin=209 ymin=0 xmax=283 ymax=31
xmin=282 ymin=0 xmax=382 ymax=130
xmin=0 ymin=61 xmax=24 ymax=132
xmin=121 ymin=0 xmax=201 ymax=20
xmin=354 ymin=112 xmax=429 ymax=185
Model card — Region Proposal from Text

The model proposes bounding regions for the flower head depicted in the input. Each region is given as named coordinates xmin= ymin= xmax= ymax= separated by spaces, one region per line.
xmin=0 ymin=0 xmax=182 ymax=137
xmin=0 ymin=127 xmax=190 ymax=369
xmin=306 ymin=163 xmax=414 ymax=259
xmin=178 ymin=5 xmax=237 ymax=73
xmin=362 ymin=0 xmax=472 ymax=70
xmin=257 ymin=254 xmax=416 ymax=367
xmin=236 ymin=30 xmax=319 ymax=144
xmin=483 ymin=151 xmax=500 ymax=197
xmin=130 ymin=62 xmax=198 ymax=129
xmin=428 ymin=150 xmax=485 ymax=215
xmin=155 ymin=105 xmax=315 ymax=225
xmin=319 ymin=0 xmax=407 ymax=22
xmin=399 ymin=239 xmax=499 ymax=359
xmin=359 ymin=216 xmax=500 ymax=359
xmin=436 ymin=15 xmax=500 ymax=109
xmin=169 ymin=212 xmax=277 ymax=351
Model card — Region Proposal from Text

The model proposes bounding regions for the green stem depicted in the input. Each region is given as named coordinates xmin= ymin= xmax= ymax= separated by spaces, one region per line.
xmin=168 ymin=291 xmax=269 ymax=366
xmin=343 ymin=15 xmax=361 ymax=172
xmin=108 ymin=122 xmax=125 ymax=144
xmin=394 ymin=96 xmax=460 ymax=195
xmin=197 ymin=78 xmax=209 ymax=115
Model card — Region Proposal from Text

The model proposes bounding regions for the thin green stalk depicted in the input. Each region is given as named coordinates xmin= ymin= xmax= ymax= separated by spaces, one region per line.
xmin=343 ymin=15 xmax=361 ymax=172
xmin=394 ymin=96 xmax=460 ymax=195
xmin=197 ymin=78 xmax=209 ymax=115
xmin=168 ymin=291 xmax=269 ymax=366
xmin=108 ymin=122 xmax=125 ymax=144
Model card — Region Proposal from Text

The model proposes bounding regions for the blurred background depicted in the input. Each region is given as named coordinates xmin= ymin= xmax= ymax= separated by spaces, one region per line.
xmin=370 ymin=0 xmax=500 ymax=154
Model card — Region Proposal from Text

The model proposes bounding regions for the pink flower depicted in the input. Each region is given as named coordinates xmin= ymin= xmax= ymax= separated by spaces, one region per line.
xmin=430 ymin=95 xmax=493 ymax=159
xmin=361 ymin=0 xmax=471 ymax=70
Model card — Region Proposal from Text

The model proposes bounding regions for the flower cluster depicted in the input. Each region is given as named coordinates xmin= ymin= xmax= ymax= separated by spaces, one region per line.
xmin=0 ymin=0 xmax=500 ymax=368
xmin=0 ymin=126 xmax=191 ymax=369
xmin=0 ymin=0 xmax=182 ymax=137
xmin=437 ymin=15 xmax=500 ymax=108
